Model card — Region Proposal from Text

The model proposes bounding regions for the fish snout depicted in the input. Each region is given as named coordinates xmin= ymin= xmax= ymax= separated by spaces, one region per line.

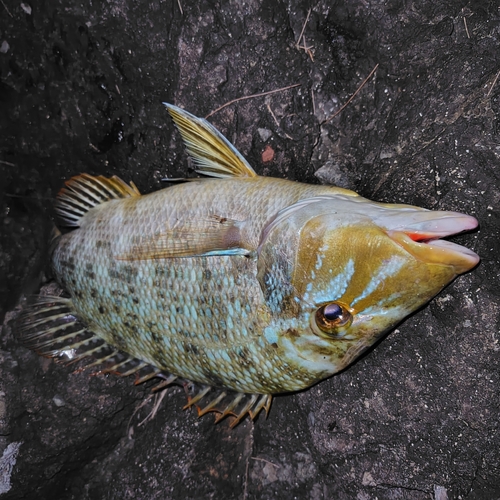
xmin=384 ymin=212 xmax=479 ymax=274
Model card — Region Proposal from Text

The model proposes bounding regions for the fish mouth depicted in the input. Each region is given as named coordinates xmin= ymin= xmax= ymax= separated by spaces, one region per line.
xmin=387 ymin=213 xmax=480 ymax=274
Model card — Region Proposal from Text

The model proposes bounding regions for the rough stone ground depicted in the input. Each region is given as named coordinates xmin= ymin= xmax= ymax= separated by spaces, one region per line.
xmin=1 ymin=0 xmax=499 ymax=499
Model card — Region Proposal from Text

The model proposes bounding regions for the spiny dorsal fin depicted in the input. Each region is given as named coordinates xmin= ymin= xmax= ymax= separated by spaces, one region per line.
xmin=164 ymin=102 xmax=257 ymax=178
xmin=54 ymin=173 xmax=141 ymax=227
xmin=183 ymin=383 xmax=272 ymax=427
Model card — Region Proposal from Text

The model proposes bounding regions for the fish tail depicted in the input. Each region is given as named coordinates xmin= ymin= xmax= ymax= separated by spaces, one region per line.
xmin=54 ymin=173 xmax=141 ymax=227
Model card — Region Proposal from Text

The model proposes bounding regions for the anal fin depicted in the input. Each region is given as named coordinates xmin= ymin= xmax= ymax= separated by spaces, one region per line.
xmin=16 ymin=296 xmax=100 ymax=360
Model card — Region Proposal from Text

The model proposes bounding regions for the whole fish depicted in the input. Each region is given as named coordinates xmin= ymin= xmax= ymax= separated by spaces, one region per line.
xmin=16 ymin=104 xmax=479 ymax=426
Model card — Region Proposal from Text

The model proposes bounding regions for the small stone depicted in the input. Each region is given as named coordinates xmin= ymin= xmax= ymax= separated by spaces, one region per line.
xmin=434 ymin=485 xmax=448 ymax=500
xmin=52 ymin=395 xmax=66 ymax=407
xmin=20 ymin=3 xmax=32 ymax=15
xmin=361 ymin=471 xmax=376 ymax=486
xmin=257 ymin=128 xmax=272 ymax=141
xmin=0 ymin=442 xmax=22 ymax=494
xmin=261 ymin=145 xmax=274 ymax=163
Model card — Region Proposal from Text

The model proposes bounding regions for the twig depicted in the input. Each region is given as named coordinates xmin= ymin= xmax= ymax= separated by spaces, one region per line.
xmin=5 ymin=193 xmax=54 ymax=200
xmin=127 ymin=394 xmax=153 ymax=431
xmin=266 ymin=103 xmax=293 ymax=140
xmin=0 ymin=160 xmax=16 ymax=166
xmin=251 ymin=457 xmax=280 ymax=468
xmin=138 ymin=391 xmax=167 ymax=426
xmin=462 ymin=7 xmax=472 ymax=39
xmin=266 ymin=103 xmax=280 ymax=129
xmin=243 ymin=458 xmax=250 ymax=500
xmin=311 ymin=88 xmax=316 ymax=115
xmin=177 ymin=0 xmax=183 ymax=15
xmin=323 ymin=63 xmax=379 ymax=124
xmin=487 ymin=69 xmax=500 ymax=97
xmin=242 ymin=421 xmax=254 ymax=500
xmin=127 ymin=390 xmax=168 ymax=432
xmin=296 ymin=9 xmax=311 ymax=49
xmin=295 ymin=9 xmax=314 ymax=61
xmin=205 ymin=83 xmax=301 ymax=118
xmin=0 ymin=0 xmax=13 ymax=18
xmin=298 ymin=35 xmax=314 ymax=61
xmin=371 ymin=129 xmax=444 ymax=196
xmin=463 ymin=16 xmax=470 ymax=39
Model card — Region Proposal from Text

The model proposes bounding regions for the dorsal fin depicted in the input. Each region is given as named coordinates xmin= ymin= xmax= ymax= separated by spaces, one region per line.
xmin=163 ymin=102 xmax=257 ymax=178
xmin=54 ymin=173 xmax=141 ymax=227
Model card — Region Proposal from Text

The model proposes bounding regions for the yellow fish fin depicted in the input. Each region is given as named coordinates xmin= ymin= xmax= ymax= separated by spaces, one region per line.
xmin=55 ymin=173 xmax=141 ymax=227
xmin=164 ymin=102 xmax=258 ymax=178
xmin=115 ymin=215 xmax=253 ymax=260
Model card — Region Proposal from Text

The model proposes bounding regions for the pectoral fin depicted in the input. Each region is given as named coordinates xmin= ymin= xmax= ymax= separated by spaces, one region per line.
xmin=115 ymin=215 xmax=253 ymax=260
xmin=164 ymin=103 xmax=257 ymax=178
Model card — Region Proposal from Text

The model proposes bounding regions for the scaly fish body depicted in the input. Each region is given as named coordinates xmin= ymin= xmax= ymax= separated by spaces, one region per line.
xmin=17 ymin=104 xmax=479 ymax=424
xmin=53 ymin=177 xmax=344 ymax=394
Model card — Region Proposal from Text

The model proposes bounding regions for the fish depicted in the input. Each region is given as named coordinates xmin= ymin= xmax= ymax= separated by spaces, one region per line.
xmin=15 ymin=103 xmax=480 ymax=427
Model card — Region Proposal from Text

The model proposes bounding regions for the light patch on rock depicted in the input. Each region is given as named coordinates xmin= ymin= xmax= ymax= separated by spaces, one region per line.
xmin=0 ymin=442 xmax=22 ymax=494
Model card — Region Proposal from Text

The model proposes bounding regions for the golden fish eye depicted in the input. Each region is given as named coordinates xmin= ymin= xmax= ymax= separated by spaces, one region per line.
xmin=315 ymin=302 xmax=353 ymax=336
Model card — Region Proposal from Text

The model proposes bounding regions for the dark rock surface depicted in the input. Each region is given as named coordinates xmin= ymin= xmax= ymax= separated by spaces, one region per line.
xmin=1 ymin=1 xmax=499 ymax=499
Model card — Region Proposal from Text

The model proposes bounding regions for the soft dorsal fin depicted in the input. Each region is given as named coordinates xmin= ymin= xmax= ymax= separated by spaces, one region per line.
xmin=163 ymin=102 xmax=257 ymax=178
xmin=55 ymin=173 xmax=141 ymax=227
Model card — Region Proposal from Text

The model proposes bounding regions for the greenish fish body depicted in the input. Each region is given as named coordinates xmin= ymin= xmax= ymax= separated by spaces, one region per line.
xmin=17 ymin=104 xmax=479 ymax=425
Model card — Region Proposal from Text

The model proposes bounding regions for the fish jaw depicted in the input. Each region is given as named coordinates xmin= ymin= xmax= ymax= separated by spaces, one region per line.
xmin=301 ymin=194 xmax=480 ymax=274
xmin=388 ymin=230 xmax=479 ymax=274
xmin=380 ymin=211 xmax=479 ymax=274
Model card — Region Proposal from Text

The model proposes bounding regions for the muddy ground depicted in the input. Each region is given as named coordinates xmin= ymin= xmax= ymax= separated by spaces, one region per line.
xmin=1 ymin=0 xmax=499 ymax=499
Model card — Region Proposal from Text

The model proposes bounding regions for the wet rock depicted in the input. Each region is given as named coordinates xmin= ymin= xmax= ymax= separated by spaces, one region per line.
xmin=1 ymin=0 xmax=499 ymax=499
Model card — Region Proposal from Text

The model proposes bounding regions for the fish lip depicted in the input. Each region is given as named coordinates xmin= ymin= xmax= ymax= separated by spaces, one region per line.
xmin=392 ymin=213 xmax=479 ymax=240
xmin=387 ymin=215 xmax=480 ymax=274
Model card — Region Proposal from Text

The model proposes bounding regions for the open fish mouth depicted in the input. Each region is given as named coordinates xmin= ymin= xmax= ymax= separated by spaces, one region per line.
xmin=386 ymin=213 xmax=480 ymax=273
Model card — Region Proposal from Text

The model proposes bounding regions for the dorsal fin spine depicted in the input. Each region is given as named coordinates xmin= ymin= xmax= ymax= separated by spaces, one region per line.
xmin=54 ymin=173 xmax=141 ymax=227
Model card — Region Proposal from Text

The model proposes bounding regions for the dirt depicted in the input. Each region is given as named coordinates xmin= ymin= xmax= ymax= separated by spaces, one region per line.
xmin=1 ymin=0 xmax=499 ymax=499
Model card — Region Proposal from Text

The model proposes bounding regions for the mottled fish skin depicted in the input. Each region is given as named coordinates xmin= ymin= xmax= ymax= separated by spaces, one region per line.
xmin=52 ymin=177 xmax=357 ymax=393
xmin=19 ymin=103 xmax=480 ymax=408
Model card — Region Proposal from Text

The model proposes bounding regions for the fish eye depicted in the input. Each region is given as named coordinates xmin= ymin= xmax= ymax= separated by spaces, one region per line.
xmin=314 ymin=302 xmax=353 ymax=337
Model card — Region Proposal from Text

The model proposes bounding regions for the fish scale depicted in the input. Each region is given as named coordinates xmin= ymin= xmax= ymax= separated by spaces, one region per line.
xmin=15 ymin=103 xmax=479 ymax=426
xmin=56 ymin=226 xmax=305 ymax=393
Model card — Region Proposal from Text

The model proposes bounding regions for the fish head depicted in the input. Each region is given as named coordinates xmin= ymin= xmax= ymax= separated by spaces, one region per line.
xmin=257 ymin=194 xmax=479 ymax=386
